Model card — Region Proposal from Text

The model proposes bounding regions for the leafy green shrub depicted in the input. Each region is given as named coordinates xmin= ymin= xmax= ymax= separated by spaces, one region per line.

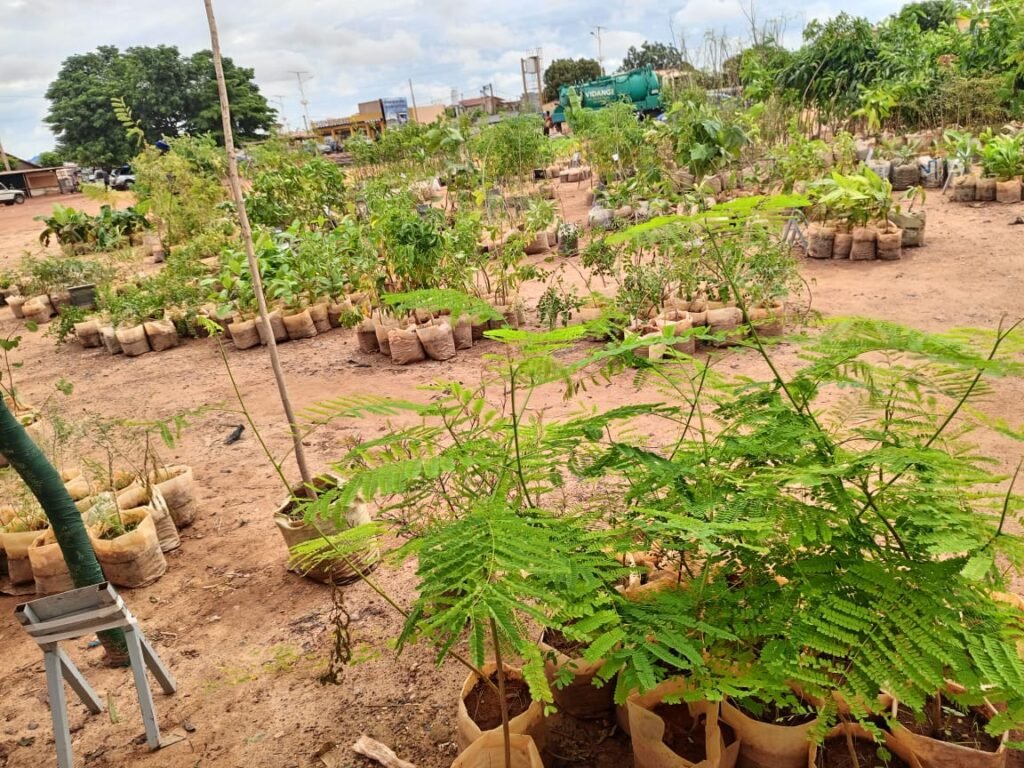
xmin=132 ymin=135 xmax=231 ymax=246
xmin=18 ymin=255 xmax=114 ymax=296
xmin=36 ymin=205 xmax=148 ymax=253
xmin=471 ymin=115 xmax=548 ymax=184
xmin=981 ymin=134 xmax=1024 ymax=180
xmin=771 ymin=126 xmax=829 ymax=192
xmin=246 ymin=155 xmax=346 ymax=230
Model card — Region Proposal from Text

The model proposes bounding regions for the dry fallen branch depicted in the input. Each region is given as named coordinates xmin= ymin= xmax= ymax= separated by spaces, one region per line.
xmin=351 ymin=735 xmax=418 ymax=768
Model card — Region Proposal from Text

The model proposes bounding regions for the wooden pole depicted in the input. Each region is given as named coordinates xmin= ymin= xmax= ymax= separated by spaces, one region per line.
xmin=201 ymin=0 xmax=313 ymax=487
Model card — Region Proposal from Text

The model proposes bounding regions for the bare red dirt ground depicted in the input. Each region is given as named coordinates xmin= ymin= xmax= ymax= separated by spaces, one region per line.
xmin=0 ymin=185 xmax=1022 ymax=768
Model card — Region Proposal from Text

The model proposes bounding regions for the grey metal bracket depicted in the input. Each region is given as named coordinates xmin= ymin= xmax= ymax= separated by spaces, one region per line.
xmin=782 ymin=209 xmax=809 ymax=249
xmin=15 ymin=582 xmax=177 ymax=768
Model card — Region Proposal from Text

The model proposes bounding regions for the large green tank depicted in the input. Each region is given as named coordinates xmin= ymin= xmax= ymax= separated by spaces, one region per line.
xmin=551 ymin=66 xmax=662 ymax=124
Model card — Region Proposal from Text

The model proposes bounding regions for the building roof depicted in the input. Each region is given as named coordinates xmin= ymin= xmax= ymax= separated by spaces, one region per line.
xmin=458 ymin=95 xmax=513 ymax=109
xmin=3 ymin=154 xmax=40 ymax=171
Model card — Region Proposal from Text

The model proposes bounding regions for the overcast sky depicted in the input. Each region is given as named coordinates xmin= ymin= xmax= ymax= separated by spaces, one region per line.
xmin=1 ymin=0 xmax=905 ymax=159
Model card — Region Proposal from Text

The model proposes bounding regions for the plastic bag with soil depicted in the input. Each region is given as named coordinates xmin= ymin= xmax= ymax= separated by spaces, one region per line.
xmin=832 ymin=232 xmax=853 ymax=260
xmin=257 ymin=311 xmax=288 ymax=345
xmin=749 ymin=304 xmax=785 ymax=337
xmin=283 ymin=308 xmax=317 ymax=340
xmin=889 ymin=211 xmax=925 ymax=247
xmin=453 ymin=316 xmax=473 ymax=350
xmin=976 ymin=177 xmax=997 ymax=202
xmin=28 ymin=530 xmax=75 ymax=595
xmin=99 ymin=325 xmax=123 ymax=355
xmin=1 ymin=529 xmax=43 ymax=585
xmin=866 ymin=160 xmax=892 ymax=180
xmin=996 ymin=180 xmax=1022 ymax=204
xmin=876 ymin=228 xmax=902 ymax=261
xmin=456 ymin=664 xmax=547 ymax=753
xmin=951 ymin=176 xmax=977 ymax=203
xmin=892 ymin=163 xmax=920 ymax=191
xmin=850 ymin=227 xmax=878 ymax=261
xmin=389 ymin=327 xmax=426 ymax=365
xmin=7 ymin=295 xmax=27 ymax=319
xmin=806 ymin=226 xmax=835 ymax=260
xmin=74 ymin=320 xmax=103 ymax=348
xmin=814 ymin=722 xmax=921 ymax=768
xmin=540 ymin=628 xmax=614 ymax=719
xmin=627 ymin=678 xmax=740 ymax=768
xmin=416 ymin=322 xmax=457 ymax=361
xmin=22 ymin=295 xmax=55 ymax=325
xmin=655 ymin=314 xmax=696 ymax=355
xmin=451 ymin=733 xmax=544 ymax=768
xmin=273 ymin=475 xmax=379 ymax=584
xmin=888 ymin=698 xmax=1007 ymax=768
xmin=706 ymin=307 xmax=746 ymax=347
xmin=115 ymin=325 xmax=151 ymax=356
xmin=149 ymin=465 xmax=197 ymax=527
xmin=490 ymin=302 xmax=526 ymax=329
xmin=64 ymin=474 xmax=94 ymax=502
xmin=229 ymin=318 xmax=261 ymax=350
xmin=355 ymin=319 xmax=380 ymax=353
xmin=309 ymin=303 xmax=332 ymax=333
xmin=720 ymin=699 xmax=817 ymax=768
xmin=144 ymin=319 xmax=179 ymax=352
xmin=117 ymin=483 xmax=179 ymax=553
xmin=374 ymin=317 xmax=400 ymax=356
xmin=327 ymin=300 xmax=354 ymax=329
xmin=89 ymin=509 xmax=168 ymax=589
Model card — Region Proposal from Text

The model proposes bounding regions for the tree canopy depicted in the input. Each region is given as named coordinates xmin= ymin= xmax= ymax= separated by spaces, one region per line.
xmin=543 ymin=58 xmax=602 ymax=102
xmin=45 ymin=45 xmax=276 ymax=167
xmin=619 ymin=41 xmax=688 ymax=72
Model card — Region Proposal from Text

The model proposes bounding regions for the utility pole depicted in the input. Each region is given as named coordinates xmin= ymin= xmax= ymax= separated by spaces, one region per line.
xmin=290 ymin=71 xmax=313 ymax=132
xmin=591 ymin=26 xmax=605 ymax=75
xmin=408 ymin=79 xmax=419 ymax=124
xmin=481 ymin=84 xmax=495 ymax=115
xmin=270 ymin=95 xmax=288 ymax=132
xmin=0 ymin=136 xmax=11 ymax=173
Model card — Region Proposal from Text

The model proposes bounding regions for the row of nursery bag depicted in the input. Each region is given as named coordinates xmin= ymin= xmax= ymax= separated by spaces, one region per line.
xmin=0 ymin=465 xmax=196 ymax=594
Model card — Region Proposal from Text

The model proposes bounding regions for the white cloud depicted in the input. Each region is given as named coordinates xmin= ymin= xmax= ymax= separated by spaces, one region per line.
xmin=445 ymin=23 xmax=517 ymax=51
xmin=0 ymin=0 xmax=907 ymax=158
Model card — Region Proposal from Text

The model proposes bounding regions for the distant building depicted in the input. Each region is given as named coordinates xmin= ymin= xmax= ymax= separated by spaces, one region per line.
xmin=0 ymin=153 xmax=71 ymax=196
xmin=457 ymin=95 xmax=517 ymax=115
xmin=410 ymin=104 xmax=446 ymax=124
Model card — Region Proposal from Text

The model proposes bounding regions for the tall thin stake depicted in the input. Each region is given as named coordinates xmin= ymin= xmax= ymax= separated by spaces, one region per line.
xmin=202 ymin=0 xmax=313 ymax=487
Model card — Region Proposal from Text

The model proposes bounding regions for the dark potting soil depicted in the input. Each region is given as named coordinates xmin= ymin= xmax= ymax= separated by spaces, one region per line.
xmin=545 ymin=711 xmax=634 ymax=768
xmin=736 ymin=698 xmax=816 ymax=727
xmin=466 ymin=672 xmax=531 ymax=732
xmin=544 ymin=628 xmax=587 ymax=658
xmin=817 ymin=736 xmax=909 ymax=768
xmin=896 ymin=700 xmax=1002 ymax=753
xmin=651 ymin=703 xmax=709 ymax=763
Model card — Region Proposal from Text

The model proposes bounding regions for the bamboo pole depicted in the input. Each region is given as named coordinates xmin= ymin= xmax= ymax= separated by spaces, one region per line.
xmin=201 ymin=0 xmax=313 ymax=487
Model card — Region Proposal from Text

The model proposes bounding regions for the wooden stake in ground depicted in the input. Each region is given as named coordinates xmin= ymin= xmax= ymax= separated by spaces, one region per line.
xmin=201 ymin=0 xmax=313 ymax=487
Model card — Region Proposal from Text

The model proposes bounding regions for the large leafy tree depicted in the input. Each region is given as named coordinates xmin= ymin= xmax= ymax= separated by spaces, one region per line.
xmin=619 ymin=41 xmax=688 ymax=72
xmin=45 ymin=45 xmax=275 ymax=167
xmin=897 ymin=0 xmax=956 ymax=32
xmin=542 ymin=58 xmax=602 ymax=102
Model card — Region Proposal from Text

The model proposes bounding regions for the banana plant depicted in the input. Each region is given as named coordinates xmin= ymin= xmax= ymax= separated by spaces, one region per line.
xmin=981 ymin=134 xmax=1024 ymax=181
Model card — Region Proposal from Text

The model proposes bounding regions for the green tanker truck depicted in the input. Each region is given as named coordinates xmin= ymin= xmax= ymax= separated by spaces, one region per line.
xmin=551 ymin=66 xmax=662 ymax=126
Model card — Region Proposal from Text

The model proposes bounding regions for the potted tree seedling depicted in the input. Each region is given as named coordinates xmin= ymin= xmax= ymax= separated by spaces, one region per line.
xmin=556 ymin=221 xmax=581 ymax=255
xmin=981 ymin=134 xmax=1024 ymax=204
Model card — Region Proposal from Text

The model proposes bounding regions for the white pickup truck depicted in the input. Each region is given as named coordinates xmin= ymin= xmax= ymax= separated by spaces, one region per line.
xmin=0 ymin=182 xmax=26 ymax=206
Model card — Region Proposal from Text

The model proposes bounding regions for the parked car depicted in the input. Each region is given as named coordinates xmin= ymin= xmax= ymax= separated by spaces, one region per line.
xmin=111 ymin=165 xmax=135 ymax=190
xmin=0 ymin=183 xmax=26 ymax=206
